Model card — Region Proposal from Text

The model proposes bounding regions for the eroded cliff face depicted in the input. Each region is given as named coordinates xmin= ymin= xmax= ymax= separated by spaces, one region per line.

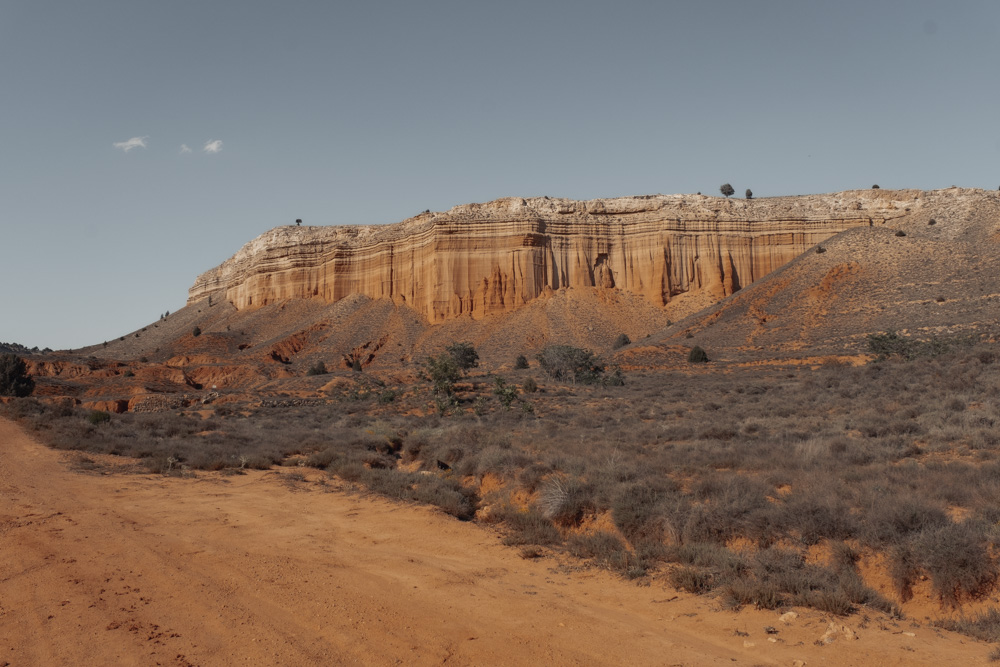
xmin=189 ymin=189 xmax=928 ymax=322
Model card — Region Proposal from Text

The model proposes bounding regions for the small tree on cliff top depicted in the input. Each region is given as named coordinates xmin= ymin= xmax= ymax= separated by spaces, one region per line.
xmin=720 ymin=183 xmax=735 ymax=198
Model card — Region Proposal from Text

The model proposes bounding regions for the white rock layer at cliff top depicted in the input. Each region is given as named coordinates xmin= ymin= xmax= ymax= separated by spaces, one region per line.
xmin=189 ymin=189 xmax=965 ymax=323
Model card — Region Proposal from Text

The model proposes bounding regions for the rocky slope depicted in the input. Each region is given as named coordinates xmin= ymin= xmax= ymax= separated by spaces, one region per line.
xmin=189 ymin=190 xmax=924 ymax=322
xmin=627 ymin=187 xmax=1000 ymax=363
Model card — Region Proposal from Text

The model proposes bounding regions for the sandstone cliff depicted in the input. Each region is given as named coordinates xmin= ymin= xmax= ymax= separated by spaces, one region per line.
xmin=189 ymin=189 xmax=927 ymax=321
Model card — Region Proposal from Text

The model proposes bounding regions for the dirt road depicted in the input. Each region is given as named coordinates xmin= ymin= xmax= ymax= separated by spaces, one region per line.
xmin=0 ymin=417 xmax=990 ymax=665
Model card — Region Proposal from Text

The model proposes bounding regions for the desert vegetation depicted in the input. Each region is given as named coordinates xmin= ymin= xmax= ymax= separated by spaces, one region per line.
xmin=6 ymin=337 xmax=1000 ymax=632
xmin=0 ymin=354 xmax=34 ymax=397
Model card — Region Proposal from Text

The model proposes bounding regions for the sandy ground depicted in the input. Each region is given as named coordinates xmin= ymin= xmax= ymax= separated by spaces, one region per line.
xmin=0 ymin=417 xmax=992 ymax=666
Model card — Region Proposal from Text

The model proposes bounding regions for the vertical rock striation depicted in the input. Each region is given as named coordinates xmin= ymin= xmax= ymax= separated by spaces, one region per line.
xmin=189 ymin=190 xmax=926 ymax=321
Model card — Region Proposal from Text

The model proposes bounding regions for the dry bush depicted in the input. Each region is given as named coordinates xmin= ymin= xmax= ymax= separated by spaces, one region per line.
xmin=9 ymin=341 xmax=1000 ymax=618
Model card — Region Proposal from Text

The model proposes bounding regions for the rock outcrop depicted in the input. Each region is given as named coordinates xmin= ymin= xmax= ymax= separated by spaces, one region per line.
xmin=189 ymin=189 xmax=928 ymax=321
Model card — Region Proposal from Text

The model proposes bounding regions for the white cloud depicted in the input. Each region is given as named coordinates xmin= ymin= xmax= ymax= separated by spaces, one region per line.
xmin=203 ymin=139 xmax=223 ymax=154
xmin=179 ymin=144 xmax=192 ymax=154
xmin=113 ymin=136 xmax=149 ymax=153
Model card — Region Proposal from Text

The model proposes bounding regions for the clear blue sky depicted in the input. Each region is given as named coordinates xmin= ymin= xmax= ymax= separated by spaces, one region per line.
xmin=2 ymin=1 xmax=998 ymax=350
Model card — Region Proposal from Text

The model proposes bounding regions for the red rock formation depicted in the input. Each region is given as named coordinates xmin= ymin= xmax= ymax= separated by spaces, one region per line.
xmin=189 ymin=190 xmax=925 ymax=321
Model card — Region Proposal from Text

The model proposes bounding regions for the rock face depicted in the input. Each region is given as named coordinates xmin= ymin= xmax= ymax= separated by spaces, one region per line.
xmin=189 ymin=190 xmax=926 ymax=321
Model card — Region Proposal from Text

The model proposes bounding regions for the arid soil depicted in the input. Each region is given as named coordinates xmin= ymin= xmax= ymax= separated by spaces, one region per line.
xmin=1 ymin=418 xmax=991 ymax=665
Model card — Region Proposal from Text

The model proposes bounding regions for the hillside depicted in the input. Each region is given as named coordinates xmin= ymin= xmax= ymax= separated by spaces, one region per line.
xmin=630 ymin=187 xmax=1000 ymax=364
xmin=21 ymin=187 xmax=1000 ymax=411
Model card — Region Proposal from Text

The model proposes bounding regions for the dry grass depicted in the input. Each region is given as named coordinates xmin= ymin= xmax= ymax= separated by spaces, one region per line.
xmin=6 ymin=340 xmax=1000 ymax=623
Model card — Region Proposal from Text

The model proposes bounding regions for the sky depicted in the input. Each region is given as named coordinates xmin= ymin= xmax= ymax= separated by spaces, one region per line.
xmin=1 ymin=1 xmax=998 ymax=350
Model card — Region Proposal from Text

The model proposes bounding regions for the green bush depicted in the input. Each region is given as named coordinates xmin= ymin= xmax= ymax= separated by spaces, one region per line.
xmin=306 ymin=361 xmax=328 ymax=376
xmin=536 ymin=345 xmax=605 ymax=385
xmin=865 ymin=331 xmax=959 ymax=360
xmin=492 ymin=376 xmax=518 ymax=410
xmin=423 ymin=353 xmax=461 ymax=396
xmin=0 ymin=354 xmax=34 ymax=397
xmin=87 ymin=410 xmax=111 ymax=426
xmin=446 ymin=342 xmax=479 ymax=371
xmin=688 ymin=346 xmax=708 ymax=363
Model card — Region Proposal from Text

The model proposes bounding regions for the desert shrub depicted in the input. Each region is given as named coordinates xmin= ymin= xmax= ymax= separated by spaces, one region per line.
xmin=306 ymin=361 xmax=328 ymax=376
xmin=720 ymin=578 xmax=782 ymax=610
xmin=601 ymin=366 xmax=626 ymax=387
xmin=918 ymin=523 xmax=998 ymax=606
xmin=895 ymin=230 xmax=907 ymax=237
xmin=538 ymin=477 xmax=594 ymax=527
xmin=663 ymin=542 xmax=749 ymax=576
xmin=669 ymin=566 xmax=715 ymax=593
xmin=613 ymin=333 xmax=631 ymax=349
xmin=492 ymin=376 xmax=518 ymax=410
xmin=719 ymin=183 xmax=735 ymax=198
xmin=829 ymin=540 xmax=861 ymax=571
xmin=862 ymin=495 xmax=949 ymax=546
xmin=712 ymin=547 xmax=890 ymax=615
xmin=935 ymin=608 xmax=1000 ymax=643
xmin=536 ymin=345 xmax=605 ymax=385
xmin=866 ymin=331 xmax=916 ymax=360
xmin=476 ymin=446 xmax=525 ymax=479
xmin=683 ymin=476 xmax=772 ymax=545
xmin=304 ymin=447 xmax=341 ymax=469
xmin=779 ymin=491 xmax=858 ymax=545
xmin=567 ymin=531 xmax=648 ymax=578
xmin=745 ymin=188 xmax=753 ymax=200
xmin=192 ymin=326 xmax=201 ymax=337
xmin=0 ymin=354 xmax=34 ymax=397
xmin=687 ymin=346 xmax=708 ymax=363
xmin=514 ymin=355 xmax=529 ymax=370
xmin=946 ymin=397 xmax=966 ymax=412
xmin=816 ymin=246 xmax=827 ymax=254
xmin=887 ymin=541 xmax=918 ymax=603
xmin=411 ymin=476 xmax=477 ymax=520
xmin=423 ymin=353 xmax=461 ymax=396
xmin=522 ymin=377 xmax=538 ymax=393
xmin=445 ymin=342 xmax=479 ymax=371
xmin=612 ymin=481 xmax=675 ymax=541
xmin=87 ymin=410 xmax=111 ymax=426
xmin=492 ymin=505 xmax=562 ymax=546
xmin=356 ymin=467 xmax=476 ymax=519
xmin=867 ymin=331 xmax=962 ymax=360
